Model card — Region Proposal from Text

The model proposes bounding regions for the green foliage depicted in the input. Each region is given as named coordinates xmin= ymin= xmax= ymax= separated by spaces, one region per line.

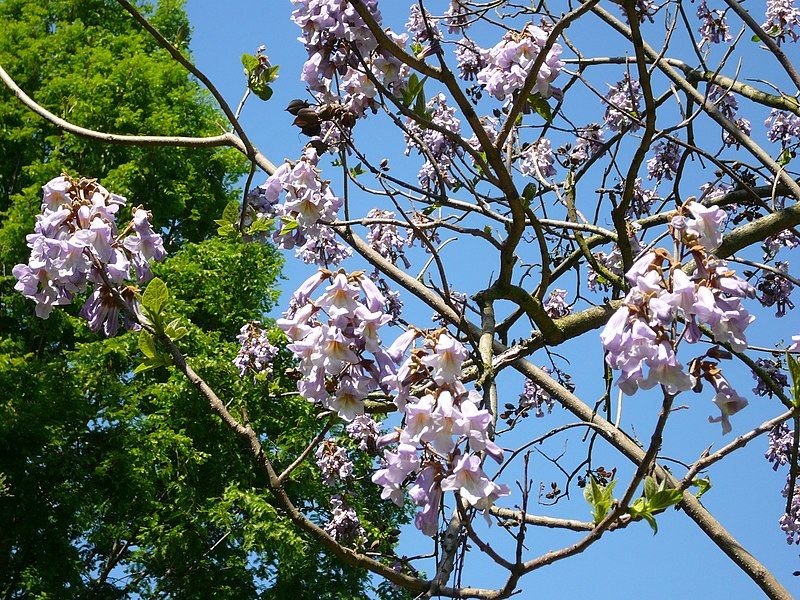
xmin=0 ymin=1 xmax=410 ymax=598
xmin=583 ymin=476 xmax=617 ymax=524
xmin=787 ymin=351 xmax=800 ymax=406
xmin=242 ymin=53 xmax=279 ymax=101
xmin=526 ymin=93 xmax=553 ymax=122
xmin=629 ymin=476 xmax=684 ymax=534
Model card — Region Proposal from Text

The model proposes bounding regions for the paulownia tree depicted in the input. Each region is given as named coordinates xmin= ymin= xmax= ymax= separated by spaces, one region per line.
xmin=3 ymin=0 xmax=800 ymax=597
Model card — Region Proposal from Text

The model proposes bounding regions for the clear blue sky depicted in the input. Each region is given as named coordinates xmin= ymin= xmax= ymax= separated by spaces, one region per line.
xmin=183 ymin=1 xmax=799 ymax=597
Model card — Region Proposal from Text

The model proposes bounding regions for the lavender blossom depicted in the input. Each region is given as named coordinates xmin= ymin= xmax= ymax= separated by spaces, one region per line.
xmin=476 ymin=24 xmax=563 ymax=101
xmin=315 ymin=440 xmax=354 ymax=485
xmin=646 ymin=141 xmax=681 ymax=181
xmin=766 ymin=109 xmax=800 ymax=147
xmin=752 ymin=358 xmax=789 ymax=397
xmin=763 ymin=0 xmax=800 ymax=44
xmin=454 ymin=38 xmax=486 ymax=80
xmin=520 ymin=138 xmax=556 ymax=179
xmin=234 ymin=322 xmax=278 ymax=379
xmin=324 ymin=495 xmax=366 ymax=545
xmin=604 ymin=74 xmax=642 ymax=132
xmin=756 ymin=262 xmax=795 ymax=317
xmin=543 ymin=289 xmax=571 ymax=318
xmin=346 ymin=414 xmax=381 ymax=451
xmin=697 ymin=1 xmax=732 ymax=46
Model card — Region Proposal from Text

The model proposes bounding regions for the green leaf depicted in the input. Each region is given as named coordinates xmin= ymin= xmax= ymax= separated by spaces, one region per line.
xmin=264 ymin=64 xmax=280 ymax=83
xmin=640 ymin=511 xmax=658 ymax=534
xmin=164 ymin=318 xmax=188 ymax=341
xmin=691 ymin=476 xmax=712 ymax=499
xmin=249 ymin=81 xmax=273 ymax=101
xmin=644 ymin=476 xmax=658 ymax=500
xmin=138 ymin=330 xmax=158 ymax=358
xmin=222 ymin=200 xmax=240 ymax=224
xmin=751 ymin=34 xmax=762 ymax=42
xmin=245 ymin=216 xmax=274 ymax=235
xmin=646 ymin=489 xmax=683 ymax=512
xmin=521 ymin=182 xmax=537 ymax=210
xmin=787 ymin=351 xmax=800 ymax=406
xmin=778 ymin=148 xmax=794 ymax=167
xmin=134 ymin=357 xmax=167 ymax=374
xmin=241 ymin=53 xmax=259 ymax=73
xmin=142 ymin=277 xmax=169 ymax=318
xmin=279 ymin=217 xmax=299 ymax=235
xmin=584 ymin=476 xmax=616 ymax=524
xmin=527 ymin=93 xmax=553 ymax=122
xmin=349 ymin=162 xmax=365 ymax=178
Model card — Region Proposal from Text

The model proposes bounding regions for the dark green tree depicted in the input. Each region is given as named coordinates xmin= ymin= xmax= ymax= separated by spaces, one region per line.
xmin=0 ymin=1 xmax=409 ymax=598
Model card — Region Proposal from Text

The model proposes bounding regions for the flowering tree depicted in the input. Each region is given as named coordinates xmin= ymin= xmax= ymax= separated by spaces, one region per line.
xmin=4 ymin=0 xmax=800 ymax=597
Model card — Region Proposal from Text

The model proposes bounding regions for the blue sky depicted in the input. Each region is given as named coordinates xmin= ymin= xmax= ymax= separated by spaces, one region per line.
xmin=183 ymin=1 xmax=800 ymax=597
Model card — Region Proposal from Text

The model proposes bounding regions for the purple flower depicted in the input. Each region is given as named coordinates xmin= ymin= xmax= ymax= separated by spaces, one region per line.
xmin=346 ymin=415 xmax=380 ymax=451
xmin=763 ymin=0 xmax=800 ymax=44
xmin=454 ymin=38 xmax=486 ymax=80
xmin=604 ymin=74 xmax=642 ymax=132
xmin=315 ymin=439 xmax=354 ymax=485
xmin=569 ymin=124 xmax=605 ymax=165
xmin=441 ymin=453 xmax=509 ymax=509
xmin=697 ymin=1 xmax=732 ymax=46
xmin=234 ymin=322 xmax=278 ymax=379
xmin=476 ymin=24 xmax=563 ymax=101
xmin=647 ymin=141 xmax=681 ymax=181
xmin=324 ymin=495 xmax=365 ymax=545
xmin=543 ymin=288 xmax=571 ymax=318
xmin=766 ymin=109 xmax=800 ymax=147
xmin=756 ymin=262 xmax=795 ymax=317
xmin=520 ymin=138 xmax=556 ymax=179
xmin=14 ymin=175 xmax=165 ymax=334
xmin=404 ymin=93 xmax=463 ymax=189
xmin=409 ymin=464 xmax=442 ymax=536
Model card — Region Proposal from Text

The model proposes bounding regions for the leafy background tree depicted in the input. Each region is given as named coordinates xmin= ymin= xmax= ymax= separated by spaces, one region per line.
xmin=0 ymin=1 xmax=409 ymax=597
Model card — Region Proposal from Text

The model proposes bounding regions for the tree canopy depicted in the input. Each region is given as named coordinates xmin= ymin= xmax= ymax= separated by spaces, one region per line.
xmin=0 ymin=1 xmax=408 ymax=598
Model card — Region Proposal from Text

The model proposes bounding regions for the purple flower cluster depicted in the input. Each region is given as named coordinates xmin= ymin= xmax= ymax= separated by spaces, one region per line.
xmin=763 ymin=0 xmax=800 ymax=44
xmin=624 ymin=178 xmax=659 ymax=219
xmin=315 ymin=439 xmax=354 ymax=485
xmin=601 ymin=202 xmax=755 ymax=431
xmin=13 ymin=175 xmax=165 ymax=336
xmin=444 ymin=0 xmax=470 ymax=33
xmin=366 ymin=209 xmax=409 ymax=267
xmin=406 ymin=4 xmax=442 ymax=45
xmin=520 ymin=138 xmax=556 ymax=179
xmin=372 ymin=330 xmax=509 ymax=535
xmin=476 ymin=24 xmax=563 ymax=101
xmin=404 ymin=93 xmax=463 ymax=189
xmin=291 ymin=0 xmax=407 ymax=118
xmin=346 ymin=414 xmax=380 ymax=451
xmin=697 ymin=1 xmax=732 ymax=46
xmin=708 ymin=86 xmax=751 ymax=146
xmin=277 ymin=269 xmax=394 ymax=420
xmin=251 ymin=147 xmax=350 ymax=267
xmin=604 ymin=74 xmax=642 ymax=132
xmin=646 ymin=141 xmax=681 ymax=181
xmin=752 ymin=357 xmax=789 ymax=397
xmin=767 ymin=424 xmax=793 ymax=470
xmin=766 ymin=109 xmax=800 ymax=147
xmin=569 ymin=124 xmax=605 ymax=165
xmin=764 ymin=229 xmax=800 ymax=261
xmin=324 ymin=495 xmax=365 ymax=545
xmin=233 ymin=322 xmax=279 ymax=379
xmin=454 ymin=38 xmax=486 ymax=81
xmin=765 ymin=423 xmax=800 ymax=544
xmin=519 ymin=375 xmax=556 ymax=418
xmin=756 ymin=262 xmax=795 ymax=317
xmin=543 ymin=288 xmax=571 ymax=318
